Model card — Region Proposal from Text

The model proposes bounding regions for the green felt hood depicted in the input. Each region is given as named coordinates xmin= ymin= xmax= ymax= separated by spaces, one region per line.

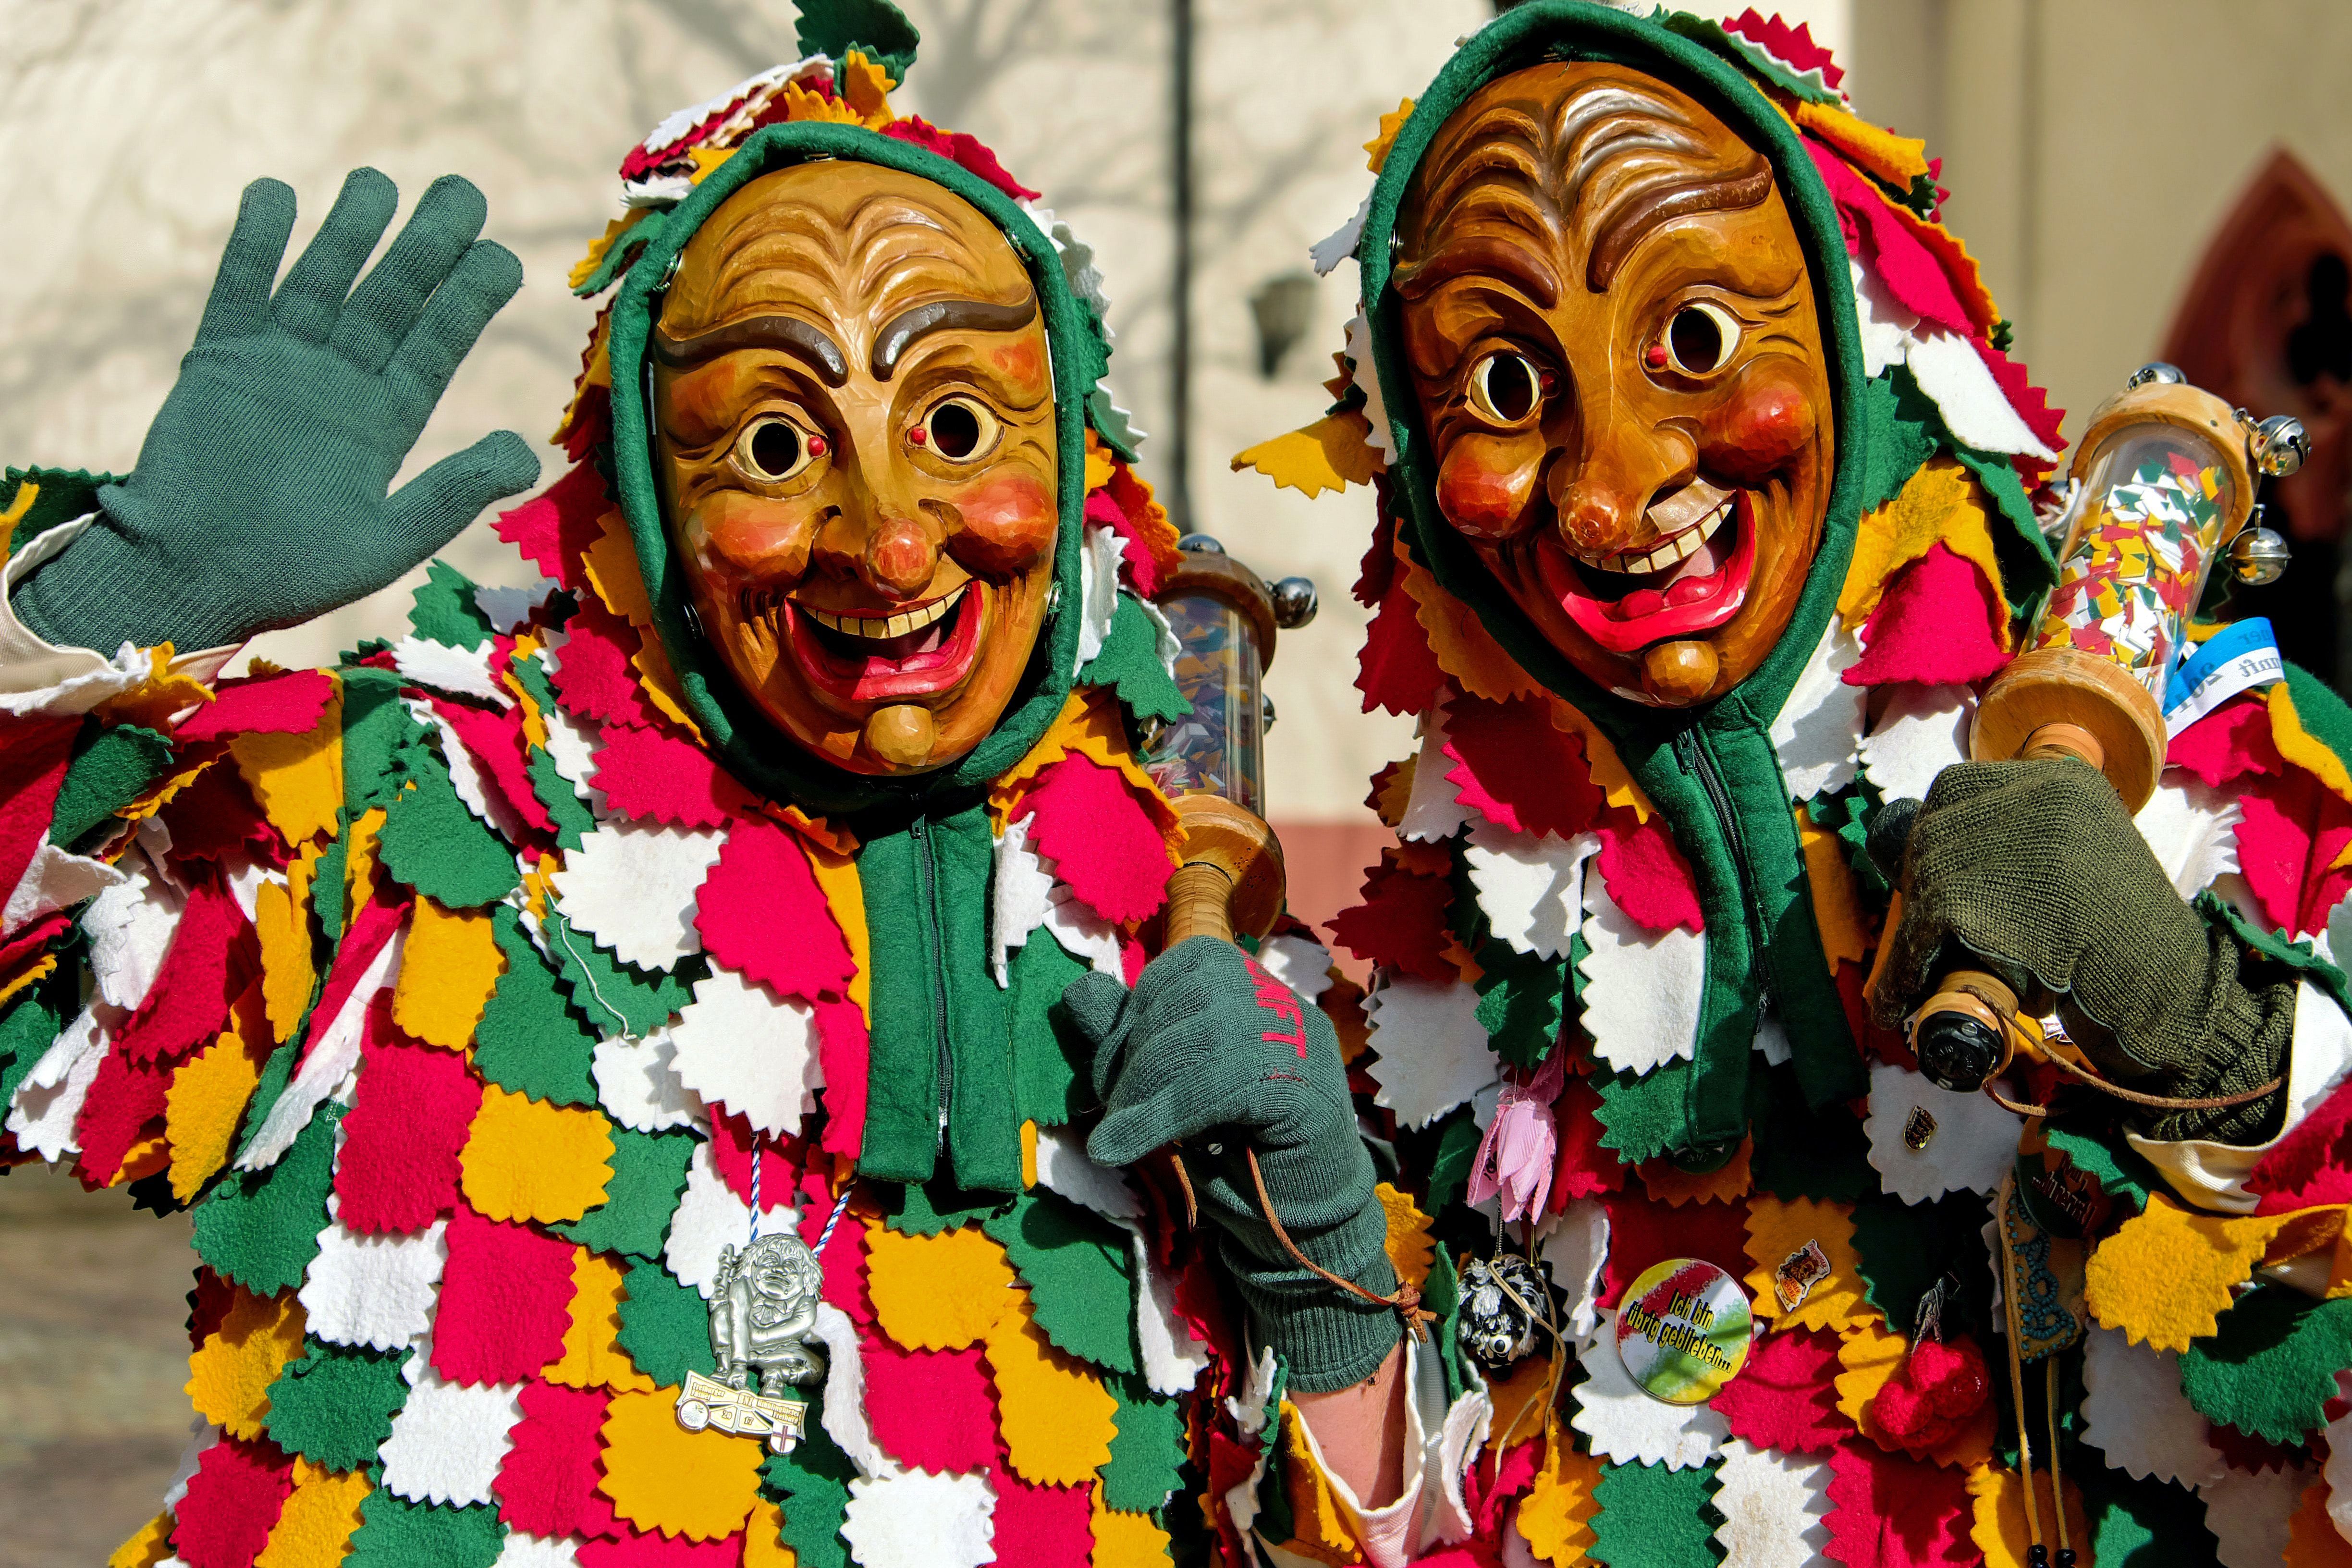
xmin=594 ymin=123 xmax=1111 ymax=820
xmin=1355 ymin=0 xmax=1869 ymax=751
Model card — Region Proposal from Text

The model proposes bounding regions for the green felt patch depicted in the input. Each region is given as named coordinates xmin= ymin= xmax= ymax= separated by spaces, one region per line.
xmin=264 ymin=1338 xmax=413 ymax=1470
xmin=2037 ymin=1123 xmax=2156 ymax=1218
xmin=1081 ymin=595 xmax=1188 ymax=725
xmin=1 ymin=467 xmax=120 ymax=562
xmin=1594 ymin=1059 xmax=1696 ymax=1166
xmin=1009 ymin=931 xmax=1091 ymax=1128
xmin=2179 ymin=1286 xmax=2352 ymax=1444
xmin=345 ymin=1492 xmax=506 ymax=1568
xmin=983 ymin=1190 xmax=1139 ymax=1376
xmin=1855 ymin=371 xmax=1941 ymax=522
xmin=881 ymin=1174 xmax=1013 ymax=1238
xmin=1422 ymin=1246 xmax=1470 ymax=1404
xmin=762 ymin=1393 xmax=857 ymax=1568
xmin=1848 ymin=1192 xmax=1993 ymax=1331
xmin=1473 ymin=942 xmax=1566 ymax=1070
xmin=544 ymin=906 xmax=699 ymax=1039
xmin=192 ymin=1102 xmax=340 ymax=1295
xmin=526 ymin=745 xmax=596 ymax=853
xmin=1749 ymin=1064 xmax=1874 ymax=1203
xmin=2075 ymin=1455 xmax=2221 ymax=1566
xmin=616 ymin=1259 xmax=717 ymax=1386
xmin=0 ymin=961 xmax=74 ymax=1108
xmin=407 ymin=559 xmax=496 ymax=651
xmin=313 ymin=837 xmax=350 ymax=944
xmin=1587 ymin=1457 xmax=1724 ymax=1568
xmin=796 ymin=0 xmax=919 ymax=84
xmin=1087 ymin=389 xmax=1143 ymax=466
xmin=338 ymin=667 xmax=422 ymax=818
xmin=1421 ymin=1106 xmax=1482 ymax=1216
xmin=553 ymin=1128 xmax=694 ymax=1260
xmin=473 ymin=907 xmax=599 ymax=1106
xmin=376 ymin=737 xmax=522 ymax=908
xmin=50 ymin=723 xmax=172 ymax=850
xmin=1100 ymin=1371 xmax=1188 ymax=1512
xmin=1952 ymin=444 xmax=2058 ymax=622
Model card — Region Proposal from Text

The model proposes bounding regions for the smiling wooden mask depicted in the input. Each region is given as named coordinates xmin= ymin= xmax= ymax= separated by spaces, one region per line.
xmin=1397 ymin=61 xmax=1833 ymax=706
xmin=652 ymin=162 xmax=1057 ymax=774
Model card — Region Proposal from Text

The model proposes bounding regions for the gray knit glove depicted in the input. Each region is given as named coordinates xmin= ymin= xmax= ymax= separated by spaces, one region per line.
xmin=1872 ymin=758 xmax=2292 ymax=1143
xmin=1067 ymin=936 xmax=1401 ymax=1391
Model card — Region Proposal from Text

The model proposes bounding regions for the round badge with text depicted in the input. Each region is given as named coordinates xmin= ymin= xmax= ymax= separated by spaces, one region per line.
xmin=1615 ymin=1257 xmax=1752 ymax=1406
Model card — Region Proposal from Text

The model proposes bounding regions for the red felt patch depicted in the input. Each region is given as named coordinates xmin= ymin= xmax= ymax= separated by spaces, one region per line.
xmin=988 ymin=1465 xmax=1095 ymax=1563
xmin=430 ymin=1205 xmax=578 ymax=1386
xmin=158 ymin=761 xmax=280 ymax=865
xmin=861 ymin=1337 xmax=1002 ymax=1475
xmin=707 ymin=1110 xmax=801 ymax=1210
xmin=1969 ymin=340 xmax=2067 ymax=458
xmin=1083 ymin=485 xmax=1167 ymax=602
xmin=2233 ymin=766 xmax=2352 ymax=937
xmin=694 ymin=815 xmax=856 ymax=1002
xmin=170 ymin=1434 xmax=296 ymax=1568
xmin=114 ymin=872 xmax=250 ymax=1066
xmin=1325 ymin=852 xmax=1455 ymax=984
xmin=2210 ymin=1419 xmax=2303 ymax=1474
xmin=177 ymin=669 xmax=335 ymax=745
xmin=2167 ymin=694 xmax=2280 ymax=787
xmin=814 ymin=995 xmax=870 ymax=1164
xmin=1725 ymin=7 xmax=1844 ymax=85
xmin=1846 ymin=545 xmax=2009 ymax=688
xmin=1598 ymin=1187 xmax=1748 ymax=1309
xmin=1466 ymin=1436 xmax=1541 ymax=1538
xmin=496 ymin=1380 xmax=620 ymax=1539
xmin=2249 ymin=1074 xmax=2352 ymax=1213
xmin=1803 ymin=140 xmax=1973 ymax=338
xmin=0 ymin=714 xmax=79 ymax=897
xmin=1593 ymin=810 xmax=1704 ymax=934
xmin=432 ymin=696 xmax=553 ymax=836
xmin=495 ymin=461 xmax=610 ymax=593
xmin=73 ymin=1045 xmax=174 ymax=1188
xmin=1838 ymin=962 xmax=1914 ymax=1071
xmin=1444 ymin=696 xmax=1605 ymax=840
xmin=593 ymin=722 xmax=749 ymax=830
xmin=1711 ymin=1325 xmax=1850 ymax=1452
xmin=551 ymin=600 xmax=663 ymax=729
xmin=336 ymin=1008 xmax=483 ymax=1234
xmin=1549 ymin=1068 xmax=1628 ymax=1204
xmin=882 ymin=117 xmax=1042 ymax=202
xmin=1822 ymin=1439 xmax=1975 ymax=1567
xmin=1356 ymin=581 xmax=1446 ymax=719
xmin=803 ymin=1170 xmax=873 ymax=1326
xmin=1014 ymin=754 xmax=1174 ymax=928
xmin=297 ymin=895 xmax=407 ymax=1078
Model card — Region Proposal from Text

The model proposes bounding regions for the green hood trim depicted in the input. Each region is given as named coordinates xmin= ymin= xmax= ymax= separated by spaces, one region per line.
xmin=602 ymin=121 xmax=1101 ymax=821
xmin=1358 ymin=2 xmax=1874 ymax=1151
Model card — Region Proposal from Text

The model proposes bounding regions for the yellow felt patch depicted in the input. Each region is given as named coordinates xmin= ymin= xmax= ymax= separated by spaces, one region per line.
xmin=867 ymin=1220 xmax=1020 ymax=1351
xmin=1744 ymin=1196 xmax=1874 ymax=1332
xmin=2287 ymin=1475 xmax=2352 ymax=1566
xmin=106 ymin=1511 xmax=174 ymax=1568
xmin=187 ymin=1285 xmax=306 ymax=1440
xmin=985 ymin=1299 xmax=1120 ymax=1486
xmin=840 ymin=50 xmax=897 ymax=122
xmin=631 ymin=624 xmax=706 ymax=742
xmin=255 ymin=850 xmax=318 ymax=1044
xmin=97 ymin=647 xmax=214 ymax=734
xmin=1545 ymin=697 xmax=1651 ymax=822
xmin=742 ymin=1498 xmax=796 ymax=1568
xmin=460 ymin=1087 xmax=615 ymax=1224
xmin=1085 ymin=429 xmax=1118 ymax=493
xmin=0 ymin=476 xmax=38 ymax=557
xmin=342 ymin=806 xmax=387 ymax=930
xmin=585 ymin=506 xmax=656 ymax=626
xmin=1834 ymin=1317 xmax=1994 ymax=1467
xmin=1515 ymin=1416 xmax=1602 ymax=1565
xmin=1396 ymin=535 xmax=1543 ymax=704
xmin=1484 ymin=1351 xmax=1557 ymax=1455
xmin=164 ymin=1018 xmax=272 ymax=1202
xmin=2271 ymin=681 xmax=2352 ymax=810
xmin=1377 ymin=1181 xmax=1435 ymax=1288
xmin=546 ymin=1248 xmax=658 ymax=1393
xmin=1640 ymin=1136 xmax=1753 ymax=1206
xmin=1838 ymin=457 xmax=2009 ymax=647
xmin=1279 ymin=1398 xmax=1368 ymax=1565
xmin=253 ymin=1459 xmax=371 ymax=1568
xmin=1365 ymin=97 xmax=1414 ymax=172
xmin=0 ymin=953 xmax=55 ymax=1012
xmin=1230 ymin=411 xmax=1384 ymax=498
xmin=392 ymin=898 xmax=505 ymax=1049
xmin=553 ymin=311 xmax=614 ymax=447
xmin=569 ymin=212 xmax=649 ymax=292
xmin=1965 ymin=1462 xmax=2088 ymax=1568
xmin=1091 ymin=1487 xmax=1176 ymax=1568
xmin=1792 ymin=99 xmax=1930 ymax=188
xmin=230 ymin=685 xmax=343 ymax=847
xmin=2082 ymin=1195 xmax=2333 ymax=1351
xmin=597 ymin=1385 xmax=765 ymax=1542
xmin=1797 ymin=807 xmax=1871 ymax=968
xmin=805 ymin=836 xmax=872 ymax=1020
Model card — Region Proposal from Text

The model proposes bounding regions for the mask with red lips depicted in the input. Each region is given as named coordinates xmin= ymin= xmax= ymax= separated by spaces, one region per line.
xmin=1396 ymin=61 xmax=1834 ymax=707
xmin=651 ymin=161 xmax=1057 ymax=774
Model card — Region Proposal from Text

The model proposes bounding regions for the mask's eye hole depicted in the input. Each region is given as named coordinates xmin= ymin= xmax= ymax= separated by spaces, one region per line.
xmin=1467 ymin=349 xmax=1541 ymax=425
xmin=732 ymin=416 xmax=817 ymax=483
xmin=919 ymin=396 xmax=1001 ymax=462
xmin=1666 ymin=301 xmax=1740 ymax=375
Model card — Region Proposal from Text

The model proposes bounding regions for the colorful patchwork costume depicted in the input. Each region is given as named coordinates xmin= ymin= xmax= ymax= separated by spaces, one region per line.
xmin=1238 ymin=4 xmax=2352 ymax=1563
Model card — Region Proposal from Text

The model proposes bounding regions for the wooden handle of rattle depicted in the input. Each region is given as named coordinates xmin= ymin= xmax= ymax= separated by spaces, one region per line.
xmin=1163 ymin=861 xmax=1237 ymax=945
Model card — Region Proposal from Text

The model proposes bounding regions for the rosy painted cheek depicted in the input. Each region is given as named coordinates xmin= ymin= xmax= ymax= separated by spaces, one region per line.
xmin=1701 ymin=368 xmax=1819 ymax=480
xmin=697 ymin=491 xmax=816 ymax=578
xmin=1436 ymin=438 xmax=1541 ymax=540
xmin=992 ymin=340 xmax=1047 ymax=391
xmin=947 ymin=471 xmax=1056 ymax=577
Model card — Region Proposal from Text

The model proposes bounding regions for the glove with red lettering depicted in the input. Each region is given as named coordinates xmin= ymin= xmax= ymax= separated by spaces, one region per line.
xmin=1066 ymin=935 xmax=1400 ymax=1391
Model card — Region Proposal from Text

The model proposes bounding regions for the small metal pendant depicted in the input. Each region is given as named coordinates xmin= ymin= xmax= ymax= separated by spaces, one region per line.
xmin=1774 ymin=1239 xmax=1831 ymax=1313
xmin=676 ymin=1232 xmax=829 ymax=1454
xmin=1456 ymin=1253 xmax=1554 ymax=1371
xmin=1904 ymin=1105 xmax=1939 ymax=1151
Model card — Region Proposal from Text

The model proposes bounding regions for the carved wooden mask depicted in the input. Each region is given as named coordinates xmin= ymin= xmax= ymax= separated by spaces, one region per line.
xmin=1396 ymin=62 xmax=1833 ymax=706
xmin=652 ymin=163 xmax=1057 ymax=774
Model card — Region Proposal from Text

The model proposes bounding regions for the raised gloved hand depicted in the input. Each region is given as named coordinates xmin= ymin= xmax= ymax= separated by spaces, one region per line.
xmin=11 ymin=168 xmax=542 ymax=654
xmin=1067 ymin=936 xmax=1402 ymax=1391
xmin=1871 ymin=758 xmax=2292 ymax=1143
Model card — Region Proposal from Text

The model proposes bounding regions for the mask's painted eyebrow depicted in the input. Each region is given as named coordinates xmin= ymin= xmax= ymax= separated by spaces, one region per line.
xmin=1586 ymin=158 xmax=1773 ymax=291
xmin=1395 ymin=234 xmax=1563 ymax=308
xmin=651 ymin=315 xmax=849 ymax=386
xmin=870 ymin=296 xmax=1039 ymax=380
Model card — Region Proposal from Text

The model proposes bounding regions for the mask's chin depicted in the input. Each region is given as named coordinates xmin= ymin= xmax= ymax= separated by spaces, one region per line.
xmin=1538 ymin=484 xmax=1756 ymax=657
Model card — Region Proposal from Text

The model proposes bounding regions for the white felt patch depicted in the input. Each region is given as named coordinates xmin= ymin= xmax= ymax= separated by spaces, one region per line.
xmin=2135 ymin=777 xmax=2244 ymax=900
xmin=474 ymin=578 xmax=558 ymax=634
xmin=2079 ymin=1325 xmax=2224 ymax=1489
xmin=1859 ymin=683 xmax=1971 ymax=805
xmin=990 ymin=815 xmax=1056 ymax=986
xmin=1364 ymin=978 xmax=1495 ymax=1128
xmin=1753 ymin=1009 xmax=1793 ymax=1067
xmin=1347 ymin=311 xmax=1396 ymax=462
xmin=491 ymin=1532 xmax=580 ymax=1568
xmin=5 ymin=839 xmax=126 ymax=930
xmin=1075 ymin=523 xmax=1126 ymax=672
xmin=1034 ymin=1124 xmax=1142 ymax=1221
xmin=813 ymin=1302 xmax=887 ymax=1478
xmin=1568 ymin=1308 xmax=1729 ymax=1469
xmin=549 ymin=821 xmax=724 ymax=971
xmin=299 ymin=1218 xmax=449 ymax=1352
xmin=1311 ymin=192 xmax=1371 ymax=276
xmin=378 ymin=1342 xmax=523 ymax=1507
xmin=1465 ymin=823 xmax=1597 ymax=961
xmin=1130 ymin=1229 xmax=1214 ymax=1398
xmin=239 ymin=923 xmax=407 ymax=1172
xmin=2198 ymin=1460 xmax=2313 ymax=1568
xmin=668 ymin=967 xmax=821 ymax=1139
xmin=1850 ymin=257 xmax=2057 ymax=461
xmin=1400 ymin=698 xmax=1471 ymax=843
xmin=1228 ymin=1344 xmax=1281 ymax=1439
xmin=590 ymin=1028 xmax=705 ymax=1133
xmin=1862 ymin=1060 xmax=2023 ymax=1204
xmin=1537 ymin=1199 xmax=1609 ymax=1342
xmin=1711 ymin=1439 xmax=1833 ymax=1568
xmin=538 ymin=697 xmax=604 ymax=812
xmin=1425 ymin=1378 xmax=1492 ymax=1545
xmin=84 ymin=855 xmax=187 ymax=1011
xmin=842 ymin=1466 xmax=996 ymax=1568
xmin=5 ymin=1001 xmax=113 ymax=1160
xmin=1768 ymin=619 xmax=1865 ymax=802
xmin=1257 ymin=932 xmax=1335 ymax=1005
xmin=663 ymin=1142 xmax=798 ymax=1300
xmin=1578 ymin=872 xmax=1703 ymax=1075
xmin=392 ymin=636 xmax=514 ymax=708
